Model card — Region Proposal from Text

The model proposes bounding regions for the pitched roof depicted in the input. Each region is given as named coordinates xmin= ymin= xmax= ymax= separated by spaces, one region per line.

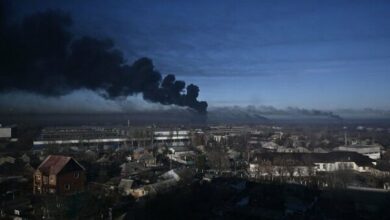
xmin=138 ymin=153 xmax=155 ymax=161
xmin=118 ymin=178 xmax=134 ymax=190
xmin=37 ymin=155 xmax=85 ymax=175
xmin=252 ymin=152 xmax=374 ymax=167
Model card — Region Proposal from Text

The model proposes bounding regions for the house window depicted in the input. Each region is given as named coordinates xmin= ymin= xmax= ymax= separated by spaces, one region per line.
xmin=65 ymin=184 xmax=71 ymax=190
xmin=74 ymin=172 xmax=80 ymax=179
xmin=43 ymin=176 xmax=48 ymax=184
xmin=49 ymin=175 xmax=56 ymax=184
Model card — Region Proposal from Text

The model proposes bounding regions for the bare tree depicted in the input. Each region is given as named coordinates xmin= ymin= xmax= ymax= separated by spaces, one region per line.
xmin=207 ymin=148 xmax=230 ymax=173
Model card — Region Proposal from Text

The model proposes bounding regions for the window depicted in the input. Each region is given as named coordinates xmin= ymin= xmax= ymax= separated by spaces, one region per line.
xmin=73 ymin=172 xmax=80 ymax=179
xmin=49 ymin=175 xmax=56 ymax=184
xmin=43 ymin=176 xmax=48 ymax=184
xmin=65 ymin=184 xmax=71 ymax=190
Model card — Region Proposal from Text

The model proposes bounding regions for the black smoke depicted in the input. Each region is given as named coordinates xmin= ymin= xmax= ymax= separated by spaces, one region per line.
xmin=0 ymin=9 xmax=208 ymax=113
xmin=208 ymin=106 xmax=343 ymax=121
xmin=284 ymin=107 xmax=342 ymax=120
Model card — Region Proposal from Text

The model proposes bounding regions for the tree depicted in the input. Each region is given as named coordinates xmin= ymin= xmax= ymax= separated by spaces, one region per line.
xmin=206 ymin=149 xmax=230 ymax=173
xmin=195 ymin=154 xmax=207 ymax=172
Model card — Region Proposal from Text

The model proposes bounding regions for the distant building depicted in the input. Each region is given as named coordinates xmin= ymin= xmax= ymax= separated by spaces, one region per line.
xmin=260 ymin=141 xmax=280 ymax=150
xmin=33 ymin=126 xmax=130 ymax=148
xmin=213 ymin=134 xmax=228 ymax=143
xmin=168 ymin=146 xmax=193 ymax=155
xmin=312 ymin=147 xmax=329 ymax=153
xmin=0 ymin=156 xmax=15 ymax=166
xmin=137 ymin=153 xmax=157 ymax=167
xmin=333 ymin=144 xmax=382 ymax=160
xmin=276 ymin=146 xmax=310 ymax=153
xmin=33 ymin=155 xmax=86 ymax=195
xmin=0 ymin=124 xmax=17 ymax=141
xmin=209 ymin=126 xmax=250 ymax=136
xmin=119 ymin=168 xmax=194 ymax=198
xmin=0 ymin=127 xmax=12 ymax=139
xmin=249 ymin=152 xmax=377 ymax=178
xmin=153 ymin=130 xmax=190 ymax=146
xmin=168 ymin=147 xmax=195 ymax=165
xmin=120 ymin=161 xmax=151 ymax=177
xmin=131 ymin=147 xmax=147 ymax=161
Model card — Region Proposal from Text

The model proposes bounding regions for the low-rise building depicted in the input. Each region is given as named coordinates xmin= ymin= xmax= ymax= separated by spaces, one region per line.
xmin=119 ymin=168 xmax=194 ymax=198
xmin=168 ymin=147 xmax=195 ymax=165
xmin=33 ymin=155 xmax=86 ymax=195
xmin=333 ymin=144 xmax=382 ymax=160
xmin=137 ymin=154 xmax=157 ymax=167
xmin=249 ymin=152 xmax=377 ymax=178
xmin=0 ymin=126 xmax=12 ymax=139
xmin=276 ymin=146 xmax=310 ymax=153
xmin=0 ymin=124 xmax=17 ymax=142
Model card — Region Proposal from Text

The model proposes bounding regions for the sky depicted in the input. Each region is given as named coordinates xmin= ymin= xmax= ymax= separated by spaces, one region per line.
xmin=5 ymin=0 xmax=390 ymax=110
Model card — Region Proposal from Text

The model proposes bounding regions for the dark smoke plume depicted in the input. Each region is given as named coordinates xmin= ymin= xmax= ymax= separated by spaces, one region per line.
xmin=208 ymin=106 xmax=343 ymax=121
xmin=0 ymin=9 xmax=208 ymax=113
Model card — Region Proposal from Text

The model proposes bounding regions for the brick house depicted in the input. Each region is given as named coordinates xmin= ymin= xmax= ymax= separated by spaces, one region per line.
xmin=33 ymin=155 xmax=86 ymax=195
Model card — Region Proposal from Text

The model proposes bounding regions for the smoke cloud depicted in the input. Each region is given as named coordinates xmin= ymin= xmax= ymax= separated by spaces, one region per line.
xmin=209 ymin=105 xmax=343 ymax=121
xmin=0 ymin=9 xmax=208 ymax=113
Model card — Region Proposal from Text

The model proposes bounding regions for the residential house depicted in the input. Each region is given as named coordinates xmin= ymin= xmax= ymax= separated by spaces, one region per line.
xmin=33 ymin=155 xmax=86 ymax=195
xmin=119 ymin=168 xmax=194 ymax=198
xmin=137 ymin=154 xmax=157 ymax=167
xmin=168 ymin=147 xmax=195 ymax=165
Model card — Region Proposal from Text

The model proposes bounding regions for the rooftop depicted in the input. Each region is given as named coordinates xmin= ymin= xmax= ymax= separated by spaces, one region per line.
xmin=37 ymin=155 xmax=85 ymax=175
xmin=252 ymin=152 xmax=375 ymax=167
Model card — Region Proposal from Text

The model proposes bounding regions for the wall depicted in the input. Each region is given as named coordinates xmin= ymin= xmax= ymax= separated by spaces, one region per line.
xmin=56 ymin=171 xmax=86 ymax=195
xmin=0 ymin=127 xmax=11 ymax=138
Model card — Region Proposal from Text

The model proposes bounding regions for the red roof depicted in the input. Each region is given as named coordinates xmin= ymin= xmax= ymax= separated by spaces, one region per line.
xmin=37 ymin=155 xmax=85 ymax=175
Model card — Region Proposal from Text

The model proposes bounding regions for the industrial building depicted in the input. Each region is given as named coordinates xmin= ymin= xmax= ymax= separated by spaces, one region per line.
xmin=153 ymin=130 xmax=190 ymax=146
xmin=33 ymin=126 xmax=152 ymax=149
xmin=33 ymin=126 xmax=192 ymax=149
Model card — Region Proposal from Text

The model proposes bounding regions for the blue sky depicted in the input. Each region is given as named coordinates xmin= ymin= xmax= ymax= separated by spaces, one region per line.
xmin=9 ymin=0 xmax=390 ymax=110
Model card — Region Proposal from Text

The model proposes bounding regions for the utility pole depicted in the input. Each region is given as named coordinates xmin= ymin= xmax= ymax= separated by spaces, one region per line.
xmin=246 ymin=143 xmax=250 ymax=164
xmin=343 ymin=126 xmax=348 ymax=146
xmin=169 ymin=154 xmax=172 ymax=170
xmin=108 ymin=208 xmax=112 ymax=220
